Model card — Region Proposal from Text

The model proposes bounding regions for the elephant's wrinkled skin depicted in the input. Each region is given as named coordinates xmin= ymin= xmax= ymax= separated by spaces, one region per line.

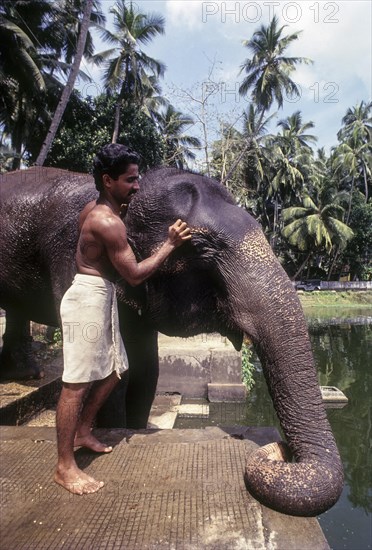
xmin=0 ymin=166 xmax=343 ymax=516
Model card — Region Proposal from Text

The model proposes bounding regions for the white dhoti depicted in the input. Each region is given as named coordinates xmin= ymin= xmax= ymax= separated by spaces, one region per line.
xmin=60 ymin=274 xmax=129 ymax=383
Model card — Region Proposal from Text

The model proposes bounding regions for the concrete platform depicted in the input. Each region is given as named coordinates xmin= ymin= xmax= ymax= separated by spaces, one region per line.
xmin=0 ymin=332 xmax=246 ymax=426
xmin=0 ymin=348 xmax=62 ymax=425
xmin=157 ymin=334 xmax=247 ymax=402
xmin=0 ymin=425 xmax=329 ymax=549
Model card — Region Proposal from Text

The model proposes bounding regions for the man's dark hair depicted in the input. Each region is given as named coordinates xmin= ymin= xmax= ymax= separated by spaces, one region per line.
xmin=93 ymin=144 xmax=140 ymax=191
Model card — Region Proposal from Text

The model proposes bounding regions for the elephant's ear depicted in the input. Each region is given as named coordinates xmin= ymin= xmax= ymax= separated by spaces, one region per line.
xmin=130 ymin=167 xmax=237 ymax=224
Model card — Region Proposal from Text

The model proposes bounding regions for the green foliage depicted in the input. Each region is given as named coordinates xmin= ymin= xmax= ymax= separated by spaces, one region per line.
xmin=241 ymin=342 xmax=256 ymax=391
xmin=118 ymin=104 xmax=165 ymax=170
xmin=53 ymin=328 xmax=62 ymax=346
xmin=343 ymin=194 xmax=372 ymax=280
xmin=282 ymin=196 xmax=354 ymax=253
xmin=28 ymin=92 xmax=97 ymax=172
xmin=361 ymin=266 xmax=372 ymax=281
xmin=39 ymin=93 xmax=165 ymax=172
xmin=0 ymin=145 xmax=16 ymax=172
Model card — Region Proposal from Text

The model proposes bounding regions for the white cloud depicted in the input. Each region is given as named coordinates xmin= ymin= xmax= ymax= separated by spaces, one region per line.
xmin=277 ymin=1 xmax=371 ymax=95
xmin=164 ymin=0 xmax=205 ymax=29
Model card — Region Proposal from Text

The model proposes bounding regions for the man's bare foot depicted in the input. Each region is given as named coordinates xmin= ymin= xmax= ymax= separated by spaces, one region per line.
xmin=54 ymin=466 xmax=104 ymax=495
xmin=74 ymin=432 xmax=112 ymax=453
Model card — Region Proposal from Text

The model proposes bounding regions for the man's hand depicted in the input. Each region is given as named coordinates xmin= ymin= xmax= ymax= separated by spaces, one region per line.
xmin=167 ymin=219 xmax=192 ymax=248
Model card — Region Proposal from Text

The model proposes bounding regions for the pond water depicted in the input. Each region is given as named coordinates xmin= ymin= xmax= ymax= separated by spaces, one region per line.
xmin=175 ymin=308 xmax=372 ymax=550
xmin=309 ymin=312 xmax=372 ymax=550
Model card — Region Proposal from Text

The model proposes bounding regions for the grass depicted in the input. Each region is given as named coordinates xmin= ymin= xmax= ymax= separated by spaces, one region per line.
xmin=298 ymin=290 xmax=372 ymax=308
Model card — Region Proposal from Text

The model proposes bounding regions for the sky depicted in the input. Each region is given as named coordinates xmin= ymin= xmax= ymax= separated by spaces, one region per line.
xmin=84 ymin=1 xmax=372 ymax=162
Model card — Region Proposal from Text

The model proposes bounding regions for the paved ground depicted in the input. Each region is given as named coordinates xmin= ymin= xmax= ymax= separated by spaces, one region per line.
xmin=0 ymin=425 xmax=329 ymax=550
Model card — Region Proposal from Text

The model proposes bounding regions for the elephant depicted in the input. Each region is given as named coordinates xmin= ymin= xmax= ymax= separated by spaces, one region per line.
xmin=0 ymin=165 xmax=343 ymax=517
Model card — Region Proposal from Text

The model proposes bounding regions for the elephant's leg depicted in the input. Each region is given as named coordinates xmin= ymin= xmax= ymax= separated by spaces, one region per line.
xmin=121 ymin=305 xmax=159 ymax=429
xmin=96 ymin=305 xmax=159 ymax=429
xmin=0 ymin=309 xmax=44 ymax=380
xmin=124 ymin=328 xmax=159 ymax=429
xmin=95 ymin=374 xmax=129 ymax=428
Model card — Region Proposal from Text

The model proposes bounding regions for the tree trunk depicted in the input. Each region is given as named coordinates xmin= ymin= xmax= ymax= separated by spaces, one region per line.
xmin=328 ymin=245 xmax=340 ymax=280
xmin=112 ymin=101 xmax=121 ymax=144
xmin=270 ymin=196 xmax=280 ymax=251
xmin=201 ymin=100 xmax=210 ymax=176
xmin=346 ymin=176 xmax=355 ymax=224
xmin=362 ymin=164 xmax=369 ymax=202
xmin=293 ymin=251 xmax=312 ymax=280
xmin=11 ymin=91 xmax=25 ymax=170
xmin=34 ymin=0 xmax=94 ymax=166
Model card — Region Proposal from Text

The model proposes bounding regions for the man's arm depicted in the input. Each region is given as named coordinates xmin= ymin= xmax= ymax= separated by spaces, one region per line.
xmin=97 ymin=217 xmax=191 ymax=286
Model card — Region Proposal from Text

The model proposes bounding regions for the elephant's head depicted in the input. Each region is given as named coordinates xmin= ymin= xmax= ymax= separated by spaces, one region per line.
xmin=122 ymin=167 xmax=343 ymax=517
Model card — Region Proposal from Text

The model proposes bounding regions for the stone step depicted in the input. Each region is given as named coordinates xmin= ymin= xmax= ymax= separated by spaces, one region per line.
xmin=25 ymin=396 xmax=212 ymax=430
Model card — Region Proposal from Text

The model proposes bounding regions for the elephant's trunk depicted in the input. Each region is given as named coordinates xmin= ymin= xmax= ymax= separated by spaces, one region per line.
xmin=223 ymin=228 xmax=344 ymax=516
xmin=245 ymin=443 xmax=343 ymax=516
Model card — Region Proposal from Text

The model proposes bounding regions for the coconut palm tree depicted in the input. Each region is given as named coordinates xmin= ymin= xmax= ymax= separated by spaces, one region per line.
xmin=271 ymin=112 xmax=317 ymax=209
xmin=334 ymin=102 xmax=372 ymax=205
xmin=0 ymin=7 xmax=46 ymax=93
xmin=277 ymin=111 xmax=317 ymax=156
xmin=49 ymin=0 xmax=104 ymax=67
xmin=0 ymin=1 xmax=50 ymax=168
xmin=218 ymin=104 xmax=273 ymax=188
xmin=140 ymin=75 xmax=168 ymax=121
xmin=266 ymin=143 xmax=309 ymax=246
xmin=94 ymin=0 xmax=165 ymax=143
xmin=333 ymin=137 xmax=371 ymax=214
xmin=337 ymin=100 xmax=372 ymax=144
xmin=241 ymin=104 xmax=276 ymax=185
xmin=35 ymin=0 xmax=97 ymax=165
xmin=282 ymin=193 xmax=354 ymax=279
xmin=224 ymin=15 xmax=312 ymax=182
xmin=269 ymin=145 xmax=306 ymax=202
xmin=275 ymin=113 xmax=316 ymax=204
xmin=155 ymin=104 xmax=201 ymax=169
xmin=239 ymin=16 xmax=312 ymax=111
xmin=1 ymin=0 xmax=103 ymax=168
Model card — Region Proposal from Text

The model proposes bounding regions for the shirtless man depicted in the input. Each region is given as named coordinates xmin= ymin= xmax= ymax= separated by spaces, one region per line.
xmin=54 ymin=143 xmax=191 ymax=495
